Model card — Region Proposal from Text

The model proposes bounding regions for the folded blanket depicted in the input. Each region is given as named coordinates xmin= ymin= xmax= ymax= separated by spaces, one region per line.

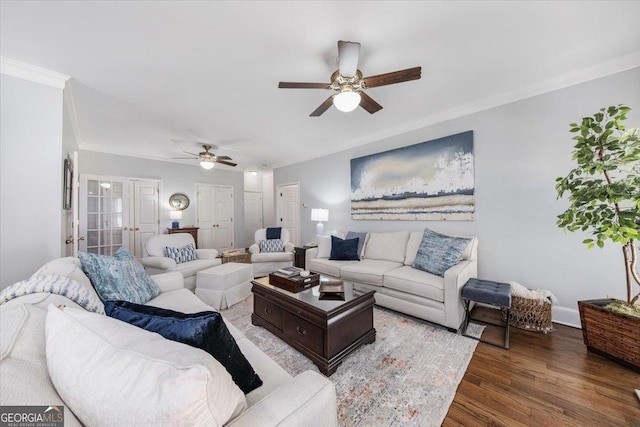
xmin=0 ymin=274 xmax=105 ymax=314
xmin=266 ymin=227 xmax=282 ymax=240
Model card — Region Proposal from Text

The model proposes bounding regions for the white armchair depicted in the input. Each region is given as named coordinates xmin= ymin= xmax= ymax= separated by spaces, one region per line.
xmin=248 ymin=228 xmax=295 ymax=278
xmin=139 ymin=233 xmax=221 ymax=292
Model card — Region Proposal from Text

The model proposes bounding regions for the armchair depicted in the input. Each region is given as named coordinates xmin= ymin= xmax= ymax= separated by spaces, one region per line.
xmin=139 ymin=233 xmax=221 ymax=291
xmin=248 ymin=228 xmax=295 ymax=278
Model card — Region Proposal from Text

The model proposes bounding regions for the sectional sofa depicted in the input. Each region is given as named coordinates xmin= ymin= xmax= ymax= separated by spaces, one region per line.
xmin=0 ymin=257 xmax=337 ymax=426
xmin=306 ymin=230 xmax=478 ymax=331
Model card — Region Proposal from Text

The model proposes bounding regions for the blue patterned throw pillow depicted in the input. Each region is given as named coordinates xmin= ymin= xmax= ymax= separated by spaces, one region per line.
xmin=79 ymin=247 xmax=160 ymax=304
xmin=164 ymin=244 xmax=197 ymax=264
xmin=412 ymin=228 xmax=472 ymax=277
xmin=259 ymin=239 xmax=284 ymax=253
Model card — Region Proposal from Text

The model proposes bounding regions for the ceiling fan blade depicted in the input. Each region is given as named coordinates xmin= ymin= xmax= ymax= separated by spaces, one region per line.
xmin=363 ymin=66 xmax=422 ymax=88
xmin=359 ymin=91 xmax=383 ymax=114
xmin=182 ymin=151 xmax=199 ymax=156
xmin=310 ymin=95 xmax=335 ymax=117
xmin=216 ymin=155 xmax=232 ymax=160
xmin=172 ymin=156 xmax=198 ymax=160
xmin=278 ymin=82 xmax=331 ymax=89
xmin=215 ymin=159 xmax=237 ymax=167
xmin=338 ymin=40 xmax=360 ymax=77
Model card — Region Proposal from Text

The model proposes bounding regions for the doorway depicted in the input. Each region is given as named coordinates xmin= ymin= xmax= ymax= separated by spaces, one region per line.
xmin=277 ymin=183 xmax=300 ymax=246
xmin=244 ymin=191 xmax=263 ymax=247
xmin=196 ymin=183 xmax=234 ymax=252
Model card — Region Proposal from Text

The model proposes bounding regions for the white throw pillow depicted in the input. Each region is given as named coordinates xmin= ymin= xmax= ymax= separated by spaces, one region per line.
xmin=45 ymin=305 xmax=247 ymax=427
xmin=316 ymin=234 xmax=332 ymax=258
xmin=363 ymin=231 xmax=410 ymax=263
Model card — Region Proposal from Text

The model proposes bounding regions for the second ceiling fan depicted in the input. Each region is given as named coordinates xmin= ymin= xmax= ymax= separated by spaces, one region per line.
xmin=279 ymin=40 xmax=421 ymax=117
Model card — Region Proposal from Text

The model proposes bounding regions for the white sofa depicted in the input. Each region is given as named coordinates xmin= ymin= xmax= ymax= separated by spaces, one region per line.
xmin=140 ymin=233 xmax=221 ymax=292
xmin=306 ymin=231 xmax=478 ymax=331
xmin=0 ymin=257 xmax=337 ymax=427
xmin=248 ymin=228 xmax=295 ymax=278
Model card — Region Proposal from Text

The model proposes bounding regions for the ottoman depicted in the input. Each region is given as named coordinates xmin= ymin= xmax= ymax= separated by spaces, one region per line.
xmin=196 ymin=263 xmax=254 ymax=309
xmin=461 ymin=278 xmax=512 ymax=349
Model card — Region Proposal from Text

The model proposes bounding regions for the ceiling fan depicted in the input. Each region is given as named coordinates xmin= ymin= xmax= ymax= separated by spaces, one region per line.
xmin=173 ymin=144 xmax=237 ymax=169
xmin=278 ymin=40 xmax=421 ymax=117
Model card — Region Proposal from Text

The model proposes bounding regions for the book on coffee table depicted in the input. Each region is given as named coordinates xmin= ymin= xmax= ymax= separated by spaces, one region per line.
xmin=319 ymin=278 xmax=345 ymax=300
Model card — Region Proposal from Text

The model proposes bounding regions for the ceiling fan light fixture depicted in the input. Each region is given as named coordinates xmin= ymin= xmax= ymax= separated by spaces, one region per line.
xmin=333 ymin=88 xmax=361 ymax=112
xmin=200 ymin=160 xmax=215 ymax=170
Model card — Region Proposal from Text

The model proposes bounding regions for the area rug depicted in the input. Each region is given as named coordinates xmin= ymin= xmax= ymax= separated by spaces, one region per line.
xmin=222 ymin=295 xmax=481 ymax=426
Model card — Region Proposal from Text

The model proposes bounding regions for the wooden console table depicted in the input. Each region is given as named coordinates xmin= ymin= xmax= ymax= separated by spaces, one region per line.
xmin=167 ymin=227 xmax=199 ymax=248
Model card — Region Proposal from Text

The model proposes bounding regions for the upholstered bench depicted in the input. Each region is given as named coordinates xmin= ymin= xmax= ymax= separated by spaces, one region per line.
xmin=195 ymin=263 xmax=253 ymax=309
xmin=461 ymin=278 xmax=512 ymax=349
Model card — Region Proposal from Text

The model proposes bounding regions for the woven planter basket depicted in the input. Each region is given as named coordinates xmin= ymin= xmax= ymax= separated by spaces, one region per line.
xmin=501 ymin=296 xmax=554 ymax=333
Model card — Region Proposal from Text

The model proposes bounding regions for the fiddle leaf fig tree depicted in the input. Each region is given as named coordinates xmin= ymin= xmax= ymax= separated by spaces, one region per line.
xmin=555 ymin=105 xmax=640 ymax=306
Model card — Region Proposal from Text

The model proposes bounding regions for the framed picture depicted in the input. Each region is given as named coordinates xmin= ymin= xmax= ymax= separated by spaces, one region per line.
xmin=63 ymin=158 xmax=72 ymax=210
xmin=169 ymin=193 xmax=190 ymax=210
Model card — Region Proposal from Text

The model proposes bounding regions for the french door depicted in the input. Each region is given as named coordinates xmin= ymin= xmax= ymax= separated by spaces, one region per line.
xmin=79 ymin=175 xmax=159 ymax=257
xmin=196 ymin=183 xmax=234 ymax=252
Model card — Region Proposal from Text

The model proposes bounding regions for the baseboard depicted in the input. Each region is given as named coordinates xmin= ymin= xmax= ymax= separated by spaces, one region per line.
xmin=552 ymin=305 xmax=581 ymax=328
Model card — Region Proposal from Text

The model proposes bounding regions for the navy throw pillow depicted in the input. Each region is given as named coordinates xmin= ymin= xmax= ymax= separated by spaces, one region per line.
xmin=104 ymin=301 xmax=262 ymax=394
xmin=329 ymin=235 xmax=360 ymax=261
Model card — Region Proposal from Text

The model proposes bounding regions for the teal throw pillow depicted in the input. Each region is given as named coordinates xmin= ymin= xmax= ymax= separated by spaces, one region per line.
xmin=412 ymin=228 xmax=471 ymax=277
xmin=79 ymin=247 xmax=160 ymax=304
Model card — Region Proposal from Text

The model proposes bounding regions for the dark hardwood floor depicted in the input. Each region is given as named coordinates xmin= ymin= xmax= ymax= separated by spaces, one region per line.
xmin=444 ymin=307 xmax=640 ymax=426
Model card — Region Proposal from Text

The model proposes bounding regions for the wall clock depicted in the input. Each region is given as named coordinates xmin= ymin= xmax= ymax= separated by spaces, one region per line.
xmin=169 ymin=193 xmax=190 ymax=210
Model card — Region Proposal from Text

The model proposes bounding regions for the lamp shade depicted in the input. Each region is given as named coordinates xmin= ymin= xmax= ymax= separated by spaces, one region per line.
xmin=311 ymin=208 xmax=329 ymax=222
xmin=170 ymin=210 xmax=182 ymax=220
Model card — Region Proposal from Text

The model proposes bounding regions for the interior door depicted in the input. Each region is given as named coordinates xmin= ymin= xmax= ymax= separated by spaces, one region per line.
xmin=132 ymin=180 xmax=159 ymax=257
xmin=244 ymin=191 xmax=263 ymax=247
xmin=196 ymin=184 xmax=234 ymax=251
xmin=80 ymin=175 xmax=130 ymax=255
xmin=214 ymin=186 xmax=234 ymax=252
xmin=278 ymin=183 xmax=300 ymax=246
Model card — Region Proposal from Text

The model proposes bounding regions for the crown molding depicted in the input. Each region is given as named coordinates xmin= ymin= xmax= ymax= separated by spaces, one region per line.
xmin=272 ymin=52 xmax=640 ymax=169
xmin=0 ymin=57 xmax=70 ymax=89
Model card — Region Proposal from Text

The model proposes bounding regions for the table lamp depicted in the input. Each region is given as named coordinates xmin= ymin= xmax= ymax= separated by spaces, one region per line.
xmin=170 ymin=210 xmax=182 ymax=229
xmin=311 ymin=208 xmax=329 ymax=235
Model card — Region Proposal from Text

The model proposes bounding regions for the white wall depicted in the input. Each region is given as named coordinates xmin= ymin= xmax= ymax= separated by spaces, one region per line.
xmin=274 ymin=67 xmax=640 ymax=327
xmin=1 ymin=74 xmax=64 ymax=288
xmin=79 ymin=151 xmax=245 ymax=247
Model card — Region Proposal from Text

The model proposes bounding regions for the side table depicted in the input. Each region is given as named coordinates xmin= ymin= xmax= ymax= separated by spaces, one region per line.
xmin=294 ymin=245 xmax=315 ymax=269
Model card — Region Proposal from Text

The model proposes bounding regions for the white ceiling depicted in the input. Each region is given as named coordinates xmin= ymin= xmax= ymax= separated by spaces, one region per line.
xmin=2 ymin=1 xmax=640 ymax=172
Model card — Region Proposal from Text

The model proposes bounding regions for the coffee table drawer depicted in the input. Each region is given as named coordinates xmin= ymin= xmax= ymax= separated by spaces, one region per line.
xmin=283 ymin=312 xmax=323 ymax=355
xmin=254 ymin=295 xmax=283 ymax=329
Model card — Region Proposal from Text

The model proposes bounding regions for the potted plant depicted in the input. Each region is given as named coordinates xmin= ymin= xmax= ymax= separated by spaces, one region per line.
xmin=555 ymin=105 xmax=640 ymax=371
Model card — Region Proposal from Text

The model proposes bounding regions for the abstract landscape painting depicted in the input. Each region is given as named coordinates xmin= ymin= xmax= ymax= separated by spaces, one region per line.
xmin=351 ymin=131 xmax=474 ymax=220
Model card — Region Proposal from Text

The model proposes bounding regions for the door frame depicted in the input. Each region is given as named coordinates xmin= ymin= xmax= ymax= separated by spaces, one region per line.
xmin=276 ymin=181 xmax=300 ymax=246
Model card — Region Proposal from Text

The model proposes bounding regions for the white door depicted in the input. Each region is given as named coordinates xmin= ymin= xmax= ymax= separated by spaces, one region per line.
xmin=244 ymin=191 xmax=263 ymax=247
xmin=214 ymin=186 xmax=234 ymax=252
xmin=132 ymin=180 xmax=159 ymax=258
xmin=278 ymin=183 xmax=300 ymax=246
xmin=196 ymin=184 xmax=234 ymax=251
xmin=80 ymin=175 xmax=130 ymax=255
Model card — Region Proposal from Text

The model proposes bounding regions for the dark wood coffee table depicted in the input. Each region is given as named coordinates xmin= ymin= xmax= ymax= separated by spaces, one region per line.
xmin=251 ymin=276 xmax=376 ymax=376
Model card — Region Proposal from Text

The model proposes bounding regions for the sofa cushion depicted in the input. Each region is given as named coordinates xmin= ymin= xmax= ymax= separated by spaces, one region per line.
xmin=259 ymin=239 xmax=284 ymax=253
xmin=165 ymin=244 xmax=198 ymax=263
xmin=363 ymin=231 xmax=410 ymax=263
xmin=0 ymin=305 xmax=82 ymax=426
xmin=340 ymin=259 xmax=402 ymax=286
xmin=251 ymin=252 xmax=294 ymax=263
xmin=412 ymin=228 xmax=472 ymax=277
xmin=79 ymin=248 xmax=160 ymax=304
xmin=403 ymin=231 xmax=423 ymax=266
xmin=329 ymin=236 xmax=359 ymax=261
xmin=45 ymin=305 xmax=247 ymax=427
xmin=383 ymin=266 xmax=445 ymax=303
xmin=316 ymin=235 xmax=332 ymax=258
xmin=345 ymin=231 xmax=368 ymax=258
xmin=170 ymin=258 xmax=221 ymax=277
xmin=105 ymin=301 xmax=263 ymax=394
xmin=146 ymin=288 xmax=214 ymax=312
xmin=308 ymin=258 xmax=358 ymax=278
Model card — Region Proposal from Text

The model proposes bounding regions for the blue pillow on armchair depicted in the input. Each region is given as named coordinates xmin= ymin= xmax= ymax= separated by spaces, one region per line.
xmin=104 ymin=300 xmax=263 ymax=394
xmin=329 ymin=235 xmax=360 ymax=261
